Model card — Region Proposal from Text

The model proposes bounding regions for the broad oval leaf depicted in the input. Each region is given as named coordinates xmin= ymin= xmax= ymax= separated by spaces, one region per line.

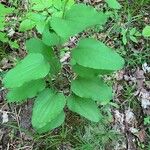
xmin=71 ymin=77 xmax=112 ymax=103
xmin=26 ymin=38 xmax=53 ymax=61
xmin=142 ymin=25 xmax=150 ymax=37
xmin=7 ymin=79 xmax=46 ymax=103
xmin=36 ymin=21 xmax=47 ymax=34
xmin=22 ymin=12 xmax=47 ymax=33
xmin=3 ymin=53 xmax=50 ymax=88
xmin=35 ymin=111 xmax=65 ymax=133
xmin=51 ymin=4 xmax=107 ymax=38
xmin=72 ymin=64 xmax=114 ymax=78
xmin=19 ymin=19 xmax=35 ymax=32
xmin=67 ymin=96 xmax=101 ymax=122
xmin=31 ymin=0 xmax=53 ymax=11
xmin=26 ymin=12 xmax=46 ymax=22
xmin=72 ymin=38 xmax=125 ymax=71
xmin=42 ymin=27 xmax=61 ymax=46
xmin=26 ymin=38 xmax=61 ymax=75
xmin=32 ymin=89 xmax=66 ymax=129
xmin=72 ymin=64 xmax=99 ymax=78
xmin=105 ymin=0 xmax=121 ymax=9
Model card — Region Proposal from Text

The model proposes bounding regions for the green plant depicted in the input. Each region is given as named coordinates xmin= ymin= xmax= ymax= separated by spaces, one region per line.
xmin=142 ymin=25 xmax=150 ymax=37
xmin=3 ymin=2 xmax=125 ymax=133
xmin=19 ymin=0 xmax=74 ymax=33
xmin=0 ymin=3 xmax=19 ymax=49
xmin=121 ymin=27 xmax=141 ymax=45
xmin=74 ymin=104 xmax=123 ymax=150
xmin=144 ymin=116 xmax=150 ymax=125
xmin=19 ymin=0 xmax=123 ymax=34
xmin=105 ymin=0 xmax=121 ymax=10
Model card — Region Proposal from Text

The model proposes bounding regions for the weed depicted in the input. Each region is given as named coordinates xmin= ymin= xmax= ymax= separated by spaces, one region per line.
xmin=2 ymin=1 xmax=124 ymax=134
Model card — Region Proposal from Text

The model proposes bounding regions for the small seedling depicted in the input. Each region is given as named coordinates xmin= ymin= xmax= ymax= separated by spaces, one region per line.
xmin=121 ymin=27 xmax=141 ymax=45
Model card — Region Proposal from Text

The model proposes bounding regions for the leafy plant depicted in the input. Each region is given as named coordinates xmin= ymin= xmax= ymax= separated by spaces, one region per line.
xmin=19 ymin=0 xmax=75 ymax=33
xmin=0 ymin=3 xmax=19 ymax=49
xmin=121 ymin=27 xmax=141 ymax=45
xmin=105 ymin=0 xmax=121 ymax=10
xmin=3 ymin=2 xmax=125 ymax=133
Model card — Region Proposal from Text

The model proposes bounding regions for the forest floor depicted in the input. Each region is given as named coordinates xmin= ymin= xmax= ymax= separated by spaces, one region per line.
xmin=0 ymin=0 xmax=150 ymax=150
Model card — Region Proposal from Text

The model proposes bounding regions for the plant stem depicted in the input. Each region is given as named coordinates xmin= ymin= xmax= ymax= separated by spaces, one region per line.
xmin=62 ymin=0 xmax=69 ymax=18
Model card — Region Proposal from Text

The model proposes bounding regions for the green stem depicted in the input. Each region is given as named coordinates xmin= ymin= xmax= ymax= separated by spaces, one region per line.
xmin=62 ymin=0 xmax=69 ymax=18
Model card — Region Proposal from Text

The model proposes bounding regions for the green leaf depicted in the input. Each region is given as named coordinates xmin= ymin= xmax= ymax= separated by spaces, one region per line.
xmin=105 ymin=0 xmax=121 ymax=9
xmin=0 ymin=3 xmax=14 ymax=15
xmin=61 ymin=0 xmax=75 ymax=11
xmin=19 ymin=19 xmax=35 ymax=32
xmin=72 ymin=64 xmax=114 ymax=78
xmin=9 ymin=40 xmax=19 ymax=49
xmin=26 ymin=12 xmax=46 ymax=22
xmin=0 ymin=32 xmax=8 ymax=42
xmin=36 ymin=21 xmax=47 ymax=34
xmin=42 ymin=27 xmax=61 ymax=46
xmin=130 ymin=35 xmax=138 ymax=43
xmin=129 ymin=27 xmax=136 ymax=36
xmin=20 ymin=12 xmax=47 ymax=33
xmin=72 ymin=64 xmax=99 ymax=78
xmin=71 ymin=77 xmax=112 ymax=103
xmin=144 ymin=116 xmax=150 ymax=125
xmin=121 ymin=28 xmax=127 ymax=45
xmin=3 ymin=53 xmax=50 ymax=88
xmin=31 ymin=0 xmax=53 ymax=11
xmin=51 ymin=4 xmax=107 ymax=38
xmin=7 ymin=79 xmax=45 ymax=103
xmin=0 ymin=4 xmax=14 ymax=30
xmin=122 ymin=35 xmax=127 ymax=45
xmin=0 ymin=17 xmax=5 ymax=30
xmin=26 ymin=38 xmax=51 ymax=60
xmin=67 ymin=96 xmax=101 ymax=122
xmin=35 ymin=111 xmax=65 ymax=133
xmin=134 ymin=31 xmax=141 ymax=37
xmin=32 ymin=89 xmax=66 ymax=130
xmin=72 ymin=38 xmax=124 ymax=71
xmin=26 ymin=38 xmax=61 ymax=75
xmin=142 ymin=25 xmax=150 ymax=37
xmin=53 ymin=0 xmax=62 ymax=10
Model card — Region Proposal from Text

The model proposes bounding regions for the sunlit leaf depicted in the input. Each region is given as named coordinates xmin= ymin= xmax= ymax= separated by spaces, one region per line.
xmin=51 ymin=4 xmax=107 ymax=38
xmin=67 ymin=96 xmax=101 ymax=122
xmin=26 ymin=38 xmax=61 ymax=75
xmin=71 ymin=77 xmax=112 ymax=103
xmin=142 ymin=25 xmax=150 ymax=37
xmin=72 ymin=38 xmax=124 ymax=71
xmin=36 ymin=111 xmax=65 ymax=133
xmin=3 ymin=53 xmax=50 ymax=88
xmin=7 ymin=79 xmax=46 ymax=102
xmin=32 ymin=89 xmax=66 ymax=130
xmin=105 ymin=0 xmax=121 ymax=9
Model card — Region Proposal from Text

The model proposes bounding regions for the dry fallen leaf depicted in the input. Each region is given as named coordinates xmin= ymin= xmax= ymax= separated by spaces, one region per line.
xmin=2 ymin=111 xmax=9 ymax=123
xmin=137 ymin=129 xmax=146 ymax=142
